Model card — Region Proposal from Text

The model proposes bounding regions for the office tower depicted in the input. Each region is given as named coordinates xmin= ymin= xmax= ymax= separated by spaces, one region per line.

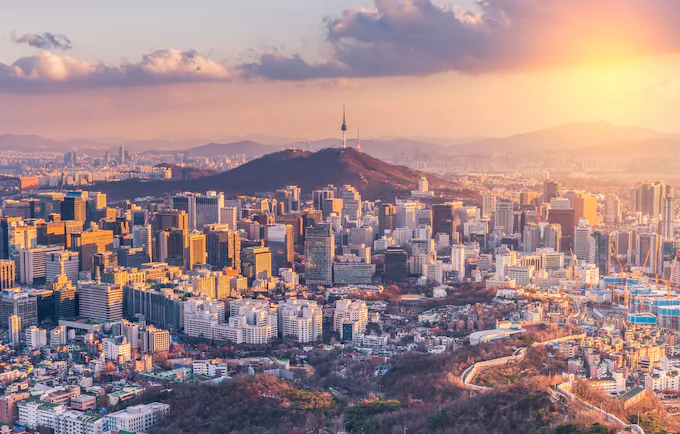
xmin=195 ymin=191 xmax=224 ymax=230
xmin=241 ymin=246 xmax=272 ymax=280
xmin=186 ymin=232 xmax=207 ymax=270
xmin=482 ymin=194 xmax=496 ymax=219
xmin=265 ymin=224 xmax=294 ymax=272
xmin=548 ymin=209 xmax=576 ymax=250
xmin=0 ymin=290 xmax=37 ymax=329
xmin=339 ymin=185 xmax=362 ymax=220
xmin=0 ymin=260 xmax=14 ymax=289
xmin=494 ymin=200 xmax=514 ymax=235
xmin=661 ymin=196 xmax=675 ymax=240
xmin=384 ymin=247 xmax=408 ymax=282
xmin=543 ymin=224 xmax=562 ymax=252
xmin=451 ymin=244 xmax=465 ymax=281
xmin=116 ymin=246 xmax=150 ymax=268
xmin=543 ymin=179 xmax=561 ymax=203
xmin=637 ymin=233 xmax=660 ymax=275
xmin=118 ymin=145 xmax=126 ymax=163
xmin=432 ymin=203 xmax=458 ymax=237
xmin=205 ymin=228 xmax=240 ymax=270
xmin=8 ymin=315 xmax=20 ymax=346
xmin=573 ymin=224 xmax=592 ymax=260
xmin=154 ymin=209 xmax=189 ymax=233
xmin=396 ymin=202 xmax=418 ymax=230
xmin=70 ymin=229 xmax=114 ymax=272
xmin=604 ymin=195 xmax=621 ymax=226
xmin=378 ymin=204 xmax=396 ymax=236
xmin=304 ymin=225 xmax=334 ymax=286
xmin=61 ymin=192 xmax=87 ymax=222
xmin=522 ymin=223 xmax=541 ymax=253
xmin=637 ymin=181 xmax=665 ymax=218
xmin=91 ymin=251 xmax=118 ymax=277
xmin=78 ymin=279 xmax=123 ymax=321
xmin=172 ymin=192 xmax=196 ymax=229
xmin=573 ymin=193 xmax=598 ymax=226
xmin=313 ymin=185 xmax=336 ymax=211
xmin=132 ymin=224 xmax=153 ymax=258
xmin=219 ymin=207 xmax=238 ymax=230
xmin=49 ymin=264 xmax=77 ymax=320
xmin=616 ymin=230 xmax=634 ymax=257
xmin=19 ymin=245 xmax=64 ymax=285
xmin=589 ymin=231 xmax=611 ymax=276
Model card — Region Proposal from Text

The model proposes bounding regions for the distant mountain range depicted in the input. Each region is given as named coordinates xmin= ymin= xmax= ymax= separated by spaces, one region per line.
xmin=2 ymin=121 xmax=679 ymax=158
xmin=450 ymin=121 xmax=679 ymax=155
xmin=93 ymin=147 xmax=474 ymax=202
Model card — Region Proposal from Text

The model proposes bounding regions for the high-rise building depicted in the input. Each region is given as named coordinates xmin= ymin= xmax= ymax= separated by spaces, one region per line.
xmin=573 ymin=224 xmax=592 ymax=260
xmin=119 ymin=145 xmax=126 ymax=164
xmin=8 ymin=315 xmax=20 ymax=346
xmin=548 ymin=209 xmax=576 ymax=251
xmin=0 ymin=290 xmax=37 ymax=330
xmin=78 ymin=278 xmax=123 ymax=321
xmin=589 ymin=231 xmax=611 ymax=276
xmin=378 ymin=203 xmax=396 ymax=236
xmin=432 ymin=203 xmax=459 ymax=237
xmin=70 ymin=229 xmax=114 ymax=272
xmin=638 ymin=181 xmax=666 ymax=219
xmin=312 ymin=185 xmax=336 ymax=211
xmin=19 ymin=245 xmax=64 ymax=285
xmin=219 ymin=207 xmax=238 ymax=230
xmin=304 ymin=225 xmax=334 ymax=286
xmin=638 ymin=233 xmax=660 ymax=275
xmin=339 ymin=185 xmax=362 ymax=220
xmin=265 ymin=224 xmax=294 ymax=272
xmin=0 ymin=260 xmax=15 ymax=289
xmin=156 ymin=228 xmax=186 ymax=266
xmin=573 ymin=193 xmax=598 ymax=227
xmin=482 ymin=194 xmax=496 ymax=219
xmin=205 ymin=228 xmax=240 ymax=270
xmin=186 ymin=232 xmax=207 ymax=270
xmin=661 ymin=196 xmax=675 ymax=240
xmin=543 ymin=180 xmax=561 ymax=203
xmin=241 ymin=246 xmax=272 ymax=280
xmin=153 ymin=209 xmax=189 ymax=234
xmin=396 ymin=201 xmax=418 ymax=230
xmin=384 ymin=247 xmax=408 ymax=282
xmin=543 ymin=224 xmax=562 ymax=252
xmin=604 ymin=195 xmax=621 ymax=226
xmin=61 ymin=192 xmax=87 ymax=223
xmin=494 ymin=200 xmax=514 ymax=235
xmin=132 ymin=225 xmax=153 ymax=258
xmin=451 ymin=244 xmax=465 ymax=281
xmin=519 ymin=192 xmax=539 ymax=206
xmin=522 ymin=223 xmax=541 ymax=253
xmin=49 ymin=266 xmax=77 ymax=320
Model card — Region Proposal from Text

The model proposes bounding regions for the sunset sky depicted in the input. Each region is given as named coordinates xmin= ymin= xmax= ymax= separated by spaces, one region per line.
xmin=2 ymin=0 xmax=680 ymax=141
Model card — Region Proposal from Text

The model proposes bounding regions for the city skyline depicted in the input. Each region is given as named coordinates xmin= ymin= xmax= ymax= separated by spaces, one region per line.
xmin=3 ymin=0 xmax=680 ymax=140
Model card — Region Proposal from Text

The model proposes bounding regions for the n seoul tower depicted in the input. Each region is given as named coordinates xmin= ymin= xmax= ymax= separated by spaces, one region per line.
xmin=341 ymin=105 xmax=347 ymax=149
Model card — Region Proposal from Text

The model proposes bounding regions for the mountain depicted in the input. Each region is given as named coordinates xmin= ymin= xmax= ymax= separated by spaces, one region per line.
xmin=451 ymin=121 xmax=677 ymax=155
xmin=154 ymin=163 xmax=217 ymax=180
xmin=93 ymin=147 xmax=473 ymax=202
xmin=185 ymin=141 xmax=279 ymax=159
xmin=308 ymin=138 xmax=446 ymax=159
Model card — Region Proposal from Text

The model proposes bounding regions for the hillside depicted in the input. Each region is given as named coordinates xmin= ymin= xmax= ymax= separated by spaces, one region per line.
xmin=453 ymin=121 xmax=676 ymax=156
xmin=93 ymin=147 xmax=471 ymax=201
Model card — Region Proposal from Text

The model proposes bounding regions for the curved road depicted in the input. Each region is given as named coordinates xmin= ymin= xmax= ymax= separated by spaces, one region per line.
xmin=459 ymin=334 xmax=644 ymax=433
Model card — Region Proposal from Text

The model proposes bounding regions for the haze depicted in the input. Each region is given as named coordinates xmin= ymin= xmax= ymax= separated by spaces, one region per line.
xmin=2 ymin=0 xmax=680 ymax=141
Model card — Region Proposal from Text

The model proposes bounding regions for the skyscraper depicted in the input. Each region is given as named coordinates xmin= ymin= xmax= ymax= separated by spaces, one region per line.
xmin=661 ymin=196 xmax=675 ymax=240
xmin=604 ymin=194 xmax=621 ymax=226
xmin=78 ymin=278 xmax=123 ymax=322
xmin=638 ymin=233 xmax=660 ymax=275
xmin=241 ymin=246 xmax=272 ymax=280
xmin=0 ymin=260 xmax=15 ymax=290
xmin=573 ymin=224 xmax=592 ymax=260
xmin=304 ymin=225 xmax=334 ymax=286
xmin=205 ymin=228 xmax=241 ymax=270
xmin=543 ymin=180 xmax=561 ymax=203
xmin=482 ymin=194 xmax=496 ymax=219
xmin=589 ymin=231 xmax=611 ymax=276
xmin=378 ymin=204 xmax=396 ymax=236
xmin=186 ymin=232 xmax=207 ymax=270
xmin=432 ymin=203 xmax=458 ymax=238
xmin=522 ymin=223 xmax=541 ymax=253
xmin=573 ymin=193 xmax=598 ymax=227
xmin=61 ymin=192 xmax=87 ymax=223
xmin=494 ymin=200 xmax=514 ymax=235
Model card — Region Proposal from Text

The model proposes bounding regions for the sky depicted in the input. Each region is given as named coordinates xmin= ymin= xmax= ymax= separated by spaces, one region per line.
xmin=2 ymin=0 xmax=680 ymax=141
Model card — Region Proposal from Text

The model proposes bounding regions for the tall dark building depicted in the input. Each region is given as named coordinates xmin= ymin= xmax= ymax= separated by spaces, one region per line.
xmin=206 ymin=229 xmax=241 ymax=270
xmin=384 ymin=247 xmax=408 ymax=282
xmin=591 ymin=231 xmax=611 ymax=276
xmin=153 ymin=210 xmax=189 ymax=234
xmin=378 ymin=204 xmax=396 ymax=237
xmin=61 ymin=193 xmax=87 ymax=223
xmin=0 ymin=290 xmax=37 ymax=329
xmin=547 ymin=208 xmax=576 ymax=251
xmin=431 ymin=203 xmax=457 ymax=237
xmin=543 ymin=180 xmax=561 ymax=203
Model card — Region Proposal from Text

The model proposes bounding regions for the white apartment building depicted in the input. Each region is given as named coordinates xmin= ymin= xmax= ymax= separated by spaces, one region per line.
xmin=278 ymin=300 xmax=323 ymax=343
xmin=106 ymin=403 xmax=170 ymax=433
xmin=334 ymin=299 xmax=368 ymax=340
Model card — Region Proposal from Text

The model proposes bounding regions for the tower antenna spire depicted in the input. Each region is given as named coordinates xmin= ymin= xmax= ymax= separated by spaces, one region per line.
xmin=341 ymin=105 xmax=347 ymax=149
xmin=357 ymin=127 xmax=361 ymax=153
